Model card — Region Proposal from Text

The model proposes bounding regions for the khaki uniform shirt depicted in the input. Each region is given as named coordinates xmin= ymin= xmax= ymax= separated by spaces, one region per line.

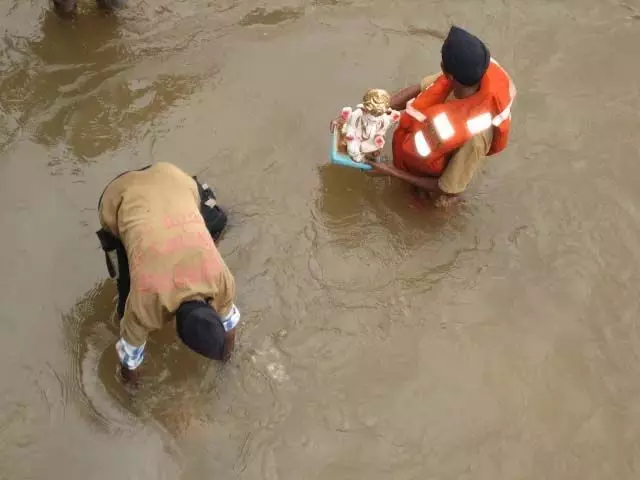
xmin=98 ymin=162 xmax=236 ymax=347
xmin=420 ymin=73 xmax=494 ymax=195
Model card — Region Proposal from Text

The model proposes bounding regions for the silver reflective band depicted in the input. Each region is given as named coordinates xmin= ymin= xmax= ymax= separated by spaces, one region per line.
xmin=492 ymin=105 xmax=511 ymax=126
xmin=116 ymin=338 xmax=145 ymax=370
xmin=467 ymin=113 xmax=493 ymax=135
xmin=489 ymin=57 xmax=517 ymax=127
xmin=405 ymin=99 xmax=426 ymax=122
xmin=432 ymin=113 xmax=455 ymax=141
xmin=414 ymin=131 xmax=432 ymax=157
xmin=222 ymin=304 xmax=241 ymax=332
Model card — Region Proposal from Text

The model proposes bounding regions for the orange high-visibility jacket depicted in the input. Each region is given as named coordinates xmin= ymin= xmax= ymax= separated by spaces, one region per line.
xmin=392 ymin=59 xmax=516 ymax=176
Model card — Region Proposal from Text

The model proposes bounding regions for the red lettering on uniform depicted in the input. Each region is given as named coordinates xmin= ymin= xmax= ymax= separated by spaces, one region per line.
xmin=162 ymin=212 xmax=202 ymax=229
xmin=156 ymin=272 xmax=173 ymax=293
xmin=134 ymin=271 xmax=154 ymax=292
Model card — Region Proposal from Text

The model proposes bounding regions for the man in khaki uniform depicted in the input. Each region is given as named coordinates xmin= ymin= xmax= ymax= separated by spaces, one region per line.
xmin=368 ymin=26 xmax=506 ymax=207
xmin=96 ymin=162 xmax=239 ymax=382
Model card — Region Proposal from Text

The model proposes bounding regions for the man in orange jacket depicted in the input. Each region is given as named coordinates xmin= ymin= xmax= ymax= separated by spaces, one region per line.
xmin=368 ymin=25 xmax=516 ymax=207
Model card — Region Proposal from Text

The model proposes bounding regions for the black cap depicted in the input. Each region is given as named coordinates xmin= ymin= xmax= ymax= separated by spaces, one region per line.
xmin=441 ymin=25 xmax=490 ymax=86
xmin=176 ymin=300 xmax=226 ymax=360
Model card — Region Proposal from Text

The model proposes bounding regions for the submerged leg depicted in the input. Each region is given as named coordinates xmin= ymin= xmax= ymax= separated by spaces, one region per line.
xmin=52 ymin=0 xmax=77 ymax=16
xmin=97 ymin=0 xmax=128 ymax=10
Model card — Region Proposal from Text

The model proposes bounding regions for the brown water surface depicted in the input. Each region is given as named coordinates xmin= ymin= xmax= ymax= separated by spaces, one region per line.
xmin=1 ymin=0 xmax=640 ymax=478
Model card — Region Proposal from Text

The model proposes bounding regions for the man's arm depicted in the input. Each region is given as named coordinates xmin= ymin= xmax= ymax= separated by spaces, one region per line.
xmin=366 ymin=161 xmax=446 ymax=194
xmin=389 ymin=73 xmax=442 ymax=111
xmin=367 ymin=131 xmax=490 ymax=200
xmin=220 ymin=303 xmax=241 ymax=361
xmin=117 ymin=308 xmax=150 ymax=384
xmin=390 ymin=85 xmax=422 ymax=111
xmin=222 ymin=329 xmax=236 ymax=361
xmin=116 ymin=337 xmax=145 ymax=384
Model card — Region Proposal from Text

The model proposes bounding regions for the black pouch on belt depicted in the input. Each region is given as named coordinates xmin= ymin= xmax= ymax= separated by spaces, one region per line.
xmin=96 ymin=228 xmax=123 ymax=280
xmin=192 ymin=175 xmax=228 ymax=242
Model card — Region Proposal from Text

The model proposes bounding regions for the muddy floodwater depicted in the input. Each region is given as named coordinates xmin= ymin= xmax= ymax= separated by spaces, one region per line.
xmin=1 ymin=0 xmax=640 ymax=478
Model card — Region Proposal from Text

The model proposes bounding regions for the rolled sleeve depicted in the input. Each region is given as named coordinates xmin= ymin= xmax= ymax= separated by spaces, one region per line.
xmin=117 ymin=307 xmax=148 ymax=370
xmin=438 ymin=129 xmax=493 ymax=195
xmin=116 ymin=338 xmax=146 ymax=370
xmin=221 ymin=303 xmax=241 ymax=332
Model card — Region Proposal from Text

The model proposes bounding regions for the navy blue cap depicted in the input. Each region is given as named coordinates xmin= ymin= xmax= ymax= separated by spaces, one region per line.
xmin=176 ymin=300 xmax=226 ymax=360
xmin=441 ymin=25 xmax=490 ymax=86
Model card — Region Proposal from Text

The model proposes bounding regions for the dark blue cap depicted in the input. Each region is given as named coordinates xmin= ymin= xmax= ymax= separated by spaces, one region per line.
xmin=441 ymin=25 xmax=490 ymax=86
xmin=176 ymin=300 xmax=226 ymax=360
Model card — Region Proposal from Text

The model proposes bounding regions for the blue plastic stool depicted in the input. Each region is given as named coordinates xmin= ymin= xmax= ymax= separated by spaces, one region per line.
xmin=329 ymin=122 xmax=373 ymax=171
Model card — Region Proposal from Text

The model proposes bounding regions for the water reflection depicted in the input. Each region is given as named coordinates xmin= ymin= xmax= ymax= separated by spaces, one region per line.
xmin=61 ymin=278 xmax=222 ymax=440
xmin=238 ymin=6 xmax=305 ymax=27
xmin=0 ymin=9 xmax=202 ymax=161
xmin=310 ymin=162 xmax=481 ymax=300
xmin=313 ymin=162 xmax=458 ymax=249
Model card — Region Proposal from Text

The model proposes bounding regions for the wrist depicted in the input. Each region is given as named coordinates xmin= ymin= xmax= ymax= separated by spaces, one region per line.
xmin=222 ymin=328 xmax=236 ymax=361
xmin=221 ymin=304 xmax=241 ymax=332
xmin=120 ymin=363 xmax=139 ymax=383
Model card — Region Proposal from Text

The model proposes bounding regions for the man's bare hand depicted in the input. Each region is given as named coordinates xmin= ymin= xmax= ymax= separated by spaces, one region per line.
xmin=222 ymin=328 xmax=236 ymax=362
xmin=120 ymin=364 xmax=140 ymax=386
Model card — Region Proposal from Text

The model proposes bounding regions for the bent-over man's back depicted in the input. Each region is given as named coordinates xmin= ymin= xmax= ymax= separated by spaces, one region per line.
xmin=98 ymin=162 xmax=238 ymax=377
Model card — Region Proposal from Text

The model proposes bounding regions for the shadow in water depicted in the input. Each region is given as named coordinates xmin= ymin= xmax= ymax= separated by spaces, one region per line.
xmin=312 ymin=162 xmax=463 ymax=252
xmin=310 ymin=162 xmax=485 ymax=301
xmin=0 ymin=9 xmax=202 ymax=162
xmin=61 ymin=278 xmax=223 ymax=440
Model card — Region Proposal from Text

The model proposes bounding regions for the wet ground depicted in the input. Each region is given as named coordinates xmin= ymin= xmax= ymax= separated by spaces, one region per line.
xmin=2 ymin=0 xmax=640 ymax=478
